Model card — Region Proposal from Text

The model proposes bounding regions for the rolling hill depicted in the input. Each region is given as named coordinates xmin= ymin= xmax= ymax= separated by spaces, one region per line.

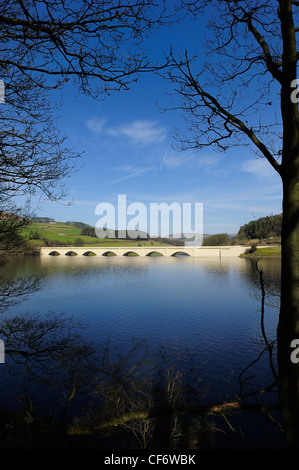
xmin=23 ymin=221 xmax=174 ymax=247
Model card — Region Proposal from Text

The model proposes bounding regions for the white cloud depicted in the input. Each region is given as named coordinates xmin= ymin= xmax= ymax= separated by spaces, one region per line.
xmin=241 ymin=158 xmax=279 ymax=180
xmin=86 ymin=118 xmax=167 ymax=146
xmin=108 ymin=120 xmax=167 ymax=146
xmin=160 ymin=153 xmax=184 ymax=169
xmin=109 ymin=165 xmax=154 ymax=184
xmin=86 ymin=118 xmax=107 ymax=133
xmin=196 ymin=154 xmax=222 ymax=168
xmin=160 ymin=150 xmax=222 ymax=171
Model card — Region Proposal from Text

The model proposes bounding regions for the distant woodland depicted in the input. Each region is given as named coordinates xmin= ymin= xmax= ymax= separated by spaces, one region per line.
xmin=235 ymin=214 xmax=282 ymax=241
xmin=202 ymin=214 xmax=282 ymax=246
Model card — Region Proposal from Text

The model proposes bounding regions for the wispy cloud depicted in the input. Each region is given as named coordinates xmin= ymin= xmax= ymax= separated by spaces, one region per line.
xmin=86 ymin=118 xmax=107 ymax=133
xmin=86 ymin=118 xmax=167 ymax=146
xmin=160 ymin=150 xmax=222 ymax=171
xmin=241 ymin=158 xmax=280 ymax=180
xmin=196 ymin=154 xmax=222 ymax=169
xmin=109 ymin=165 xmax=154 ymax=184
xmin=109 ymin=120 xmax=167 ymax=146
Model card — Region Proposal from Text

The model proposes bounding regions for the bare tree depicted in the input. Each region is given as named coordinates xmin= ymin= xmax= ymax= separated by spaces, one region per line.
xmin=0 ymin=0 xmax=170 ymax=97
xmin=0 ymin=275 xmax=40 ymax=315
xmin=160 ymin=0 xmax=299 ymax=448
xmin=0 ymin=312 xmax=98 ymax=420
xmin=0 ymin=75 xmax=79 ymax=204
xmin=0 ymin=0 xmax=175 ymax=205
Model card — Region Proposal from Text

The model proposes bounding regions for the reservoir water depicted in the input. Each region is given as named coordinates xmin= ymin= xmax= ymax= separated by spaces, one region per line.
xmin=0 ymin=254 xmax=284 ymax=448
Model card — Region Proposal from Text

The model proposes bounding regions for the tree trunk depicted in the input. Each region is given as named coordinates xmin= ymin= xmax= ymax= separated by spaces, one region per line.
xmin=277 ymin=171 xmax=299 ymax=448
xmin=277 ymin=0 xmax=299 ymax=447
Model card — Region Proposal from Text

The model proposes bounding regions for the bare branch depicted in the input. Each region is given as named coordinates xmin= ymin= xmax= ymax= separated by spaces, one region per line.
xmin=0 ymin=1 xmax=172 ymax=96
xmin=164 ymin=50 xmax=282 ymax=175
xmin=68 ymin=400 xmax=280 ymax=435
xmin=244 ymin=12 xmax=283 ymax=83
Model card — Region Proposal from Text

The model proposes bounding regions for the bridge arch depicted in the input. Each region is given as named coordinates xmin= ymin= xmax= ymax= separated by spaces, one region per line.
xmin=65 ymin=250 xmax=78 ymax=256
xmin=171 ymin=251 xmax=191 ymax=257
xmin=102 ymin=251 xmax=117 ymax=256
xmin=83 ymin=251 xmax=96 ymax=256
xmin=123 ymin=251 xmax=139 ymax=257
xmin=48 ymin=250 xmax=61 ymax=256
xmin=146 ymin=251 xmax=164 ymax=257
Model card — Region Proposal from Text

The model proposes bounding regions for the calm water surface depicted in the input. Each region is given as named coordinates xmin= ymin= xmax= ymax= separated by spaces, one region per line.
xmin=1 ymin=254 xmax=281 ymax=405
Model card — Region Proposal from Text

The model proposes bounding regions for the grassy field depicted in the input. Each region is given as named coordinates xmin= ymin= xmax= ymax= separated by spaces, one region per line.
xmin=240 ymin=245 xmax=281 ymax=258
xmin=23 ymin=222 xmax=173 ymax=247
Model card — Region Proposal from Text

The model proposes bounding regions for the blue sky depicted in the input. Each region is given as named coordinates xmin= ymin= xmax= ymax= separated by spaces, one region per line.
xmin=24 ymin=7 xmax=283 ymax=236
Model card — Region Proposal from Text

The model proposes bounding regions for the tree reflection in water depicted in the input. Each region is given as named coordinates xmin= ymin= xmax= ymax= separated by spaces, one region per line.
xmin=0 ymin=257 xmax=286 ymax=449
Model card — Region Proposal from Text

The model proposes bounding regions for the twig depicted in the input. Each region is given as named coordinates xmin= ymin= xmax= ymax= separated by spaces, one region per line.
xmin=67 ymin=400 xmax=280 ymax=435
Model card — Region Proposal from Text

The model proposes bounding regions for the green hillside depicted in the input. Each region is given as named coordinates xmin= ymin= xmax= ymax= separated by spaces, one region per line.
xmin=240 ymin=245 xmax=281 ymax=258
xmin=23 ymin=221 xmax=173 ymax=247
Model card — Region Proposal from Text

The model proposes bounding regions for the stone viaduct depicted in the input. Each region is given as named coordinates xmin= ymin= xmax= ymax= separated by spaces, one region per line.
xmin=40 ymin=245 xmax=248 ymax=258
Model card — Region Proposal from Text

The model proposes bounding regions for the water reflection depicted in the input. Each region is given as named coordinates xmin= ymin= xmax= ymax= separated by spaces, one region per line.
xmin=1 ymin=255 xmax=281 ymax=376
xmin=0 ymin=255 xmax=283 ymax=448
